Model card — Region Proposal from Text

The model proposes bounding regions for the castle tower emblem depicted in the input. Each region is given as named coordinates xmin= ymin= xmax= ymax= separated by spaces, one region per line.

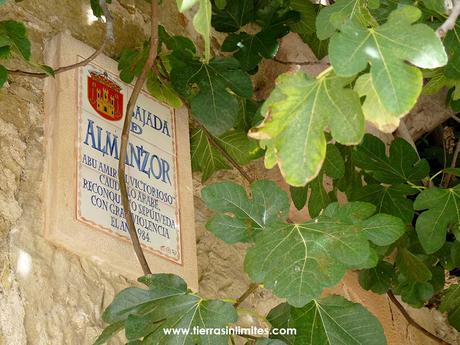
xmin=87 ymin=71 xmax=124 ymax=121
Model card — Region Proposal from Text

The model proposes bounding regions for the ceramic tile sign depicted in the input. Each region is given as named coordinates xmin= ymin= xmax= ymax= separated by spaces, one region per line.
xmin=78 ymin=66 xmax=181 ymax=262
xmin=44 ymin=33 xmax=197 ymax=287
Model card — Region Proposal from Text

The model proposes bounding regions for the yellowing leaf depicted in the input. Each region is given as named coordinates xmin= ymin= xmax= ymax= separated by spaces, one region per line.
xmin=193 ymin=0 xmax=212 ymax=62
xmin=176 ymin=0 xmax=212 ymax=62
xmin=354 ymin=73 xmax=402 ymax=132
xmin=249 ymin=71 xmax=364 ymax=186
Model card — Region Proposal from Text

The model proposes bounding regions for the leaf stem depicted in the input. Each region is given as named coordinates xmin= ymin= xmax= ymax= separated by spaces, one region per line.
xmin=387 ymin=290 xmax=451 ymax=345
xmin=430 ymin=169 xmax=444 ymax=182
xmin=316 ymin=66 xmax=333 ymax=79
xmin=117 ymin=0 xmax=159 ymax=275
xmin=8 ymin=0 xmax=114 ymax=78
xmin=199 ymin=124 xmax=255 ymax=184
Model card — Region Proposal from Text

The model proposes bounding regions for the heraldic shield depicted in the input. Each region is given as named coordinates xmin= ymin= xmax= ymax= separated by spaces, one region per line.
xmin=87 ymin=70 xmax=124 ymax=121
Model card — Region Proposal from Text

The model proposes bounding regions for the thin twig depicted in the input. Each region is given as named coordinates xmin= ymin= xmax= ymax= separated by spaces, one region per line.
xmin=437 ymin=0 xmax=460 ymax=38
xmin=8 ymin=0 xmax=114 ymax=78
xmin=387 ymin=290 xmax=451 ymax=345
xmin=118 ymin=0 xmax=159 ymax=275
xmin=442 ymin=139 xmax=460 ymax=187
xmin=234 ymin=283 xmax=260 ymax=308
xmin=200 ymin=125 xmax=255 ymax=184
xmin=273 ymin=57 xmax=325 ymax=66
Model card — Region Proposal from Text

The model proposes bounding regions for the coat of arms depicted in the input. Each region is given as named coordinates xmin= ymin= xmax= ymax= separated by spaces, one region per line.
xmin=87 ymin=71 xmax=124 ymax=121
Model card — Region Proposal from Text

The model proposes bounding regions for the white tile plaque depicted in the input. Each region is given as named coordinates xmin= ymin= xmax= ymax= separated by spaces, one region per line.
xmin=44 ymin=33 xmax=197 ymax=288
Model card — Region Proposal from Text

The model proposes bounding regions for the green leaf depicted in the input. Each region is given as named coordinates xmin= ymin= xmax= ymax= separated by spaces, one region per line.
xmin=202 ymin=180 xmax=289 ymax=243
xmin=396 ymin=248 xmax=432 ymax=282
xmin=0 ymin=20 xmax=31 ymax=61
xmin=351 ymin=184 xmax=416 ymax=224
xmin=329 ymin=6 xmax=447 ymax=114
xmin=307 ymin=174 xmax=330 ymax=218
xmin=323 ymin=143 xmax=345 ymax=179
xmin=394 ymin=277 xmax=434 ymax=308
xmin=190 ymin=128 xmax=230 ymax=182
xmin=171 ymin=57 xmax=252 ymax=135
xmin=126 ymin=297 xmax=236 ymax=344
xmin=289 ymin=0 xmax=317 ymax=37
xmin=215 ymin=130 xmax=263 ymax=165
xmin=0 ymin=64 xmax=7 ymax=87
xmin=444 ymin=167 xmax=460 ymax=177
xmin=236 ymin=98 xmax=262 ymax=131
xmin=267 ymin=295 xmax=387 ymax=345
xmin=315 ymin=0 xmax=375 ymax=40
xmin=118 ymin=44 xmax=149 ymax=83
xmin=249 ymin=71 xmax=364 ymax=186
xmin=299 ymin=33 xmax=328 ymax=59
xmin=221 ymin=4 xmax=297 ymax=72
xmin=222 ymin=30 xmax=282 ymax=72
xmin=440 ymin=284 xmax=460 ymax=331
xmin=422 ymin=0 xmax=446 ymax=14
xmin=290 ymin=186 xmax=307 ymax=211
xmin=193 ymin=0 xmax=212 ymax=62
xmin=146 ymin=73 xmax=183 ymax=108
xmin=158 ymin=25 xmax=196 ymax=56
xmin=93 ymin=321 xmax=124 ymax=345
xmin=354 ymin=73 xmax=403 ymax=132
xmin=414 ymin=185 xmax=460 ymax=254
xmin=451 ymin=241 xmax=460 ymax=267
xmin=353 ymin=134 xmax=430 ymax=184
xmin=335 ymin=145 xmax=363 ymax=197
xmin=211 ymin=0 xmax=254 ymax=32
xmin=359 ymin=261 xmax=395 ymax=294
xmin=39 ymin=64 xmax=55 ymax=77
xmin=102 ymin=274 xmax=188 ymax=324
xmin=99 ymin=274 xmax=237 ymax=345
xmin=362 ymin=214 xmax=406 ymax=246
xmin=255 ymin=339 xmax=287 ymax=345
xmin=245 ymin=201 xmax=405 ymax=306
xmin=214 ymin=0 xmax=226 ymax=9
xmin=90 ymin=0 xmax=112 ymax=17
xmin=444 ymin=28 xmax=460 ymax=79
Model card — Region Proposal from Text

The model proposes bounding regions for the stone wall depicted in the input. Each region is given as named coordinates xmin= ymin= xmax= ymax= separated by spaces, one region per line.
xmin=0 ymin=1 xmax=458 ymax=344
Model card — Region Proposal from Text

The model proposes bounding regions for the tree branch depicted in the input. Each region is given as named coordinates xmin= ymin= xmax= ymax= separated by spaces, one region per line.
xmin=437 ymin=0 xmax=460 ymax=38
xmin=387 ymin=290 xmax=451 ymax=345
xmin=7 ymin=0 xmax=114 ymax=78
xmin=234 ymin=283 xmax=260 ymax=308
xmin=442 ymin=139 xmax=460 ymax=187
xmin=118 ymin=0 xmax=159 ymax=275
xmin=273 ymin=57 xmax=325 ymax=66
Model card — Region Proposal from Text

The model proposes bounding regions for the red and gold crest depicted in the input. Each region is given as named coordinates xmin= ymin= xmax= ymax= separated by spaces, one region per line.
xmin=87 ymin=71 xmax=124 ymax=121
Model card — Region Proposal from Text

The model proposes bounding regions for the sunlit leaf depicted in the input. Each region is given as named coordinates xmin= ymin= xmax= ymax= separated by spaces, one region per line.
xmin=245 ymin=202 xmax=405 ymax=306
xmin=267 ymin=296 xmax=386 ymax=345
xmin=330 ymin=6 xmax=447 ymax=114
xmin=249 ymin=71 xmax=364 ymax=186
